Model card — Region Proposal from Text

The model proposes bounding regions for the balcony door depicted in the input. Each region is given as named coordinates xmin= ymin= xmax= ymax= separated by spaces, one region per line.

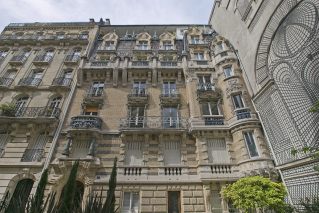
xmin=15 ymin=96 xmax=28 ymax=116
xmin=130 ymin=107 xmax=145 ymax=128
xmin=168 ymin=191 xmax=181 ymax=213
xmin=125 ymin=142 xmax=143 ymax=165
xmin=29 ymin=70 xmax=43 ymax=86
xmin=163 ymin=82 xmax=176 ymax=97
xmin=133 ymin=82 xmax=146 ymax=97
xmin=70 ymin=49 xmax=81 ymax=61
xmin=48 ymin=96 xmax=61 ymax=116
xmin=6 ymin=179 xmax=34 ymax=212
xmin=91 ymin=82 xmax=104 ymax=97
xmin=198 ymin=75 xmax=212 ymax=90
xmin=61 ymin=70 xmax=72 ymax=85
xmin=207 ymin=139 xmax=230 ymax=163
xmin=19 ymin=49 xmax=30 ymax=60
xmin=163 ymin=107 xmax=178 ymax=128
xmin=43 ymin=50 xmax=54 ymax=62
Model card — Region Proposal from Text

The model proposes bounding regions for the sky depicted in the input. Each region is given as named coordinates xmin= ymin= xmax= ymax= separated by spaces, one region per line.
xmin=0 ymin=0 xmax=215 ymax=31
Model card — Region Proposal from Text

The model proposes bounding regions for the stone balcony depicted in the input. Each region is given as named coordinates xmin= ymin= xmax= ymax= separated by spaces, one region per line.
xmin=16 ymin=77 xmax=42 ymax=88
xmin=198 ymin=163 xmax=240 ymax=181
xmin=67 ymin=115 xmax=103 ymax=136
xmin=127 ymin=88 xmax=149 ymax=107
xmin=196 ymin=83 xmax=222 ymax=103
xmin=159 ymin=89 xmax=181 ymax=109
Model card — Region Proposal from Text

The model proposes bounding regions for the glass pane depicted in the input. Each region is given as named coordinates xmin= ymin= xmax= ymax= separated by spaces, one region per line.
xmin=132 ymin=192 xmax=139 ymax=210
xmin=170 ymin=108 xmax=177 ymax=117
xmin=244 ymin=132 xmax=259 ymax=157
xmin=224 ymin=67 xmax=233 ymax=77
xmin=6 ymin=71 xmax=16 ymax=79
xmin=163 ymin=108 xmax=170 ymax=117
xmin=169 ymin=193 xmax=180 ymax=213
xmin=169 ymin=82 xmax=175 ymax=89
xmin=133 ymin=82 xmax=139 ymax=88
xmin=210 ymin=102 xmax=219 ymax=115
xmin=198 ymin=76 xmax=204 ymax=83
xmin=202 ymin=103 xmax=210 ymax=115
xmin=199 ymin=54 xmax=204 ymax=60
xmin=218 ymin=44 xmax=223 ymax=52
xmin=233 ymin=95 xmax=244 ymax=108
xmin=138 ymin=108 xmax=144 ymax=117
xmin=122 ymin=192 xmax=131 ymax=210
xmin=131 ymin=108 xmax=138 ymax=117
xmin=194 ymin=54 xmax=199 ymax=60
xmin=204 ymin=76 xmax=211 ymax=83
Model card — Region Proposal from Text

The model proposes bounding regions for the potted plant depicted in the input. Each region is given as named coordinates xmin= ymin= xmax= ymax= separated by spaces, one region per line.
xmin=0 ymin=102 xmax=16 ymax=117
xmin=45 ymin=108 xmax=53 ymax=117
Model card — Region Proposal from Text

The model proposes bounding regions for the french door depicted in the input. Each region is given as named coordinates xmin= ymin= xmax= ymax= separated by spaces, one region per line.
xmin=163 ymin=107 xmax=178 ymax=128
xmin=168 ymin=191 xmax=180 ymax=213
xmin=163 ymin=82 xmax=176 ymax=97
xmin=198 ymin=75 xmax=212 ymax=90
xmin=133 ymin=82 xmax=146 ymax=97
xmin=15 ymin=97 xmax=28 ymax=116
xmin=130 ymin=107 xmax=145 ymax=128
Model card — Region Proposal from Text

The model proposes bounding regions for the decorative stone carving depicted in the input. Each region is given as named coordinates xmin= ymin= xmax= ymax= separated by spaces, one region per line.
xmin=239 ymin=159 xmax=279 ymax=181
xmin=226 ymin=79 xmax=251 ymax=115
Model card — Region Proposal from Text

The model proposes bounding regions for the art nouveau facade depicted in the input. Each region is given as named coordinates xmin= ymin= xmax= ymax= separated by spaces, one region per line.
xmin=209 ymin=0 xmax=319 ymax=208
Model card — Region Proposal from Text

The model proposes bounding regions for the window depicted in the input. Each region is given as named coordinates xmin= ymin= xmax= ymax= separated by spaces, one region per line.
xmin=0 ymin=50 xmax=8 ymax=60
xmin=0 ymin=131 xmax=10 ymax=157
xmin=48 ymin=97 xmax=62 ymax=116
xmin=194 ymin=53 xmax=204 ymax=60
xmin=56 ymin=33 xmax=65 ymax=39
xmin=130 ymin=107 xmax=145 ymax=128
xmin=70 ymin=49 xmax=81 ymax=61
xmin=232 ymin=94 xmax=244 ymax=109
xmin=133 ymin=82 xmax=146 ymax=97
xmin=91 ymin=81 xmax=104 ymax=97
xmin=84 ymin=106 xmax=98 ymax=116
xmin=202 ymin=102 xmax=219 ymax=116
xmin=243 ymin=132 xmax=259 ymax=157
xmin=224 ymin=67 xmax=234 ymax=78
xmin=207 ymin=139 xmax=229 ymax=163
xmin=138 ymin=42 xmax=148 ymax=50
xmin=197 ymin=75 xmax=213 ymax=90
xmin=163 ymin=42 xmax=172 ymax=50
xmin=168 ymin=192 xmax=181 ymax=213
xmin=211 ymin=191 xmax=223 ymax=212
xmin=43 ymin=50 xmax=54 ymax=62
xmin=122 ymin=192 xmax=139 ymax=213
xmin=15 ymin=97 xmax=28 ymax=116
xmin=80 ymin=34 xmax=88 ymax=39
xmin=191 ymin=36 xmax=200 ymax=44
xmin=163 ymin=82 xmax=176 ymax=97
xmin=6 ymin=71 xmax=16 ymax=79
xmin=21 ymin=132 xmax=49 ymax=162
xmin=163 ymin=107 xmax=178 ymax=128
xmin=20 ymin=50 xmax=31 ymax=62
xmin=217 ymin=43 xmax=223 ymax=52
xmin=6 ymin=179 xmax=34 ymax=212
xmin=125 ymin=142 xmax=143 ymax=165
xmin=33 ymin=33 xmax=43 ymax=40
xmin=60 ymin=70 xmax=72 ymax=85
xmin=14 ymin=33 xmax=23 ymax=39
xmin=164 ymin=142 xmax=181 ymax=165
xmin=29 ymin=70 xmax=43 ymax=86
xmin=105 ymin=43 xmax=114 ymax=50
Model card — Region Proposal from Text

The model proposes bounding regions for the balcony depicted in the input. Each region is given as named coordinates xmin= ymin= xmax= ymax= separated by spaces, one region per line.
xmin=17 ymin=77 xmax=42 ymax=87
xmin=196 ymin=61 xmax=208 ymax=65
xmin=131 ymin=61 xmax=149 ymax=66
xmin=127 ymin=88 xmax=149 ymax=107
xmin=20 ymin=149 xmax=44 ymax=162
xmin=236 ymin=109 xmax=251 ymax=120
xmin=118 ymin=116 xmax=189 ymax=132
xmin=0 ymin=33 xmax=89 ymax=42
xmin=196 ymin=83 xmax=222 ymax=103
xmin=90 ymin=61 xmax=108 ymax=67
xmin=198 ymin=163 xmax=240 ymax=181
xmin=97 ymin=45 xmax=115 ymax=53
xmin=9 ymin=56 xmax=27 ymax=65
xmin=159 ymin=89 xmax=181 ymax=109
xmin=33 ymin=55 xmax=53 ymax=65
xmin=64 ymin=55 xmax=80 ymax=65
xmin=51 ymin=77 xmax=72 ymax=87
xmin=188 ymin=39 xmax=210 ymax=46
xmin=160 ymin=61 xmax=178 ymax=66
xmin=204 ymin=117 xmax=224 ymax=125
xmin=67 ymin=115 xmax=102 ymax=135
xmin=0 ymin=78 xmax=14 ymax=87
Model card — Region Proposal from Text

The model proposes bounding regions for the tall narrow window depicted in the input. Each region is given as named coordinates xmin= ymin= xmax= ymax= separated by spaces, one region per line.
xmin=122 ymin=192 xmax=139 ymax=213
xmin=21 ymin=132 xmax=49 ymax=162
xmin=6 ymin=179 xmax=34 ymax=212
xmin=168 ymin=191 xmax=181 ymax=213
xmin=20 ymin=50 xmax=31 ymax=62
xmin=191 ymin=36 xmax=200 ymax=44
xmin=163 ymin=42 xmax=172 ymax=50
xmin=163 ymin=82 xmax=176 ymax=97
xmin=243 ymin=132 xmax=259 ymax=157
xmin=72 ymin=140 xmax=90 ymax=158
xmin=217 ymin=43 xmax=223 ymax=52
xmin=70 ymin=49 xmax=81 ymax=61
xmin=84 ymin=106 xmax=98 ymax=116
xmin=60 ymin=70 xmax=72 ymax=86
xmin=29 ymin=70 xmax=43 ymax=86
xmin=198 ymin=75 xmax=212 ymax=91
xmin=138 ymin=42 xmax=148 ymax=50
xmin=43 ymin=50 xmax=54 ymax=62
xmin=0 ymin=50 xmax=8 ymax=60
xmin=48 ymin=97 xmax=62 ymax=117
xmin=91 ymin=81 xmax=104 ymax=97
xmin=211 ymin=191 xmax=223 ymax=212
xmin=0 ymin=131 xmax=10 ymax=157
xmin=224 ymin=67 xmax=234 ymax=78
xmin=202 ymin=102 xmax=219 ymax=116
xmin=194 ymin=53 xmax=204 ymax=60
xmin=105 ymin=42 xmax=114 ymax=50
xmin=163 ymin=107 xmax=178 ymax=128
xmin=15 ymin=96 xmax=28 ymax=116
xmin=232 ymin=94 xmax=244 ymax=109
xmin=207 ymin=139 xmax=230 ymax=163
xmin=130 ymin=107 xmax=145 ymax=128
xmin=125 ymin=142 xmax=143 ymax=165
xmin=133 ymin=82 xmax=146 ymax=97
xmin=164 ymin=142 xmax=181 ymax=165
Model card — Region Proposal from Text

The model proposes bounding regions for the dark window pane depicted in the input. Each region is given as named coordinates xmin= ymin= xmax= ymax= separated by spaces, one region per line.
xmin=233 ymin=94 xmax=244 ymax=108
xmin=210 ymin=103 xmax=219 ymax=115
xmin=202 ymin=103 xmax=210 ymax=115
xmin=244 ymin=132 xmax=259 ymax=157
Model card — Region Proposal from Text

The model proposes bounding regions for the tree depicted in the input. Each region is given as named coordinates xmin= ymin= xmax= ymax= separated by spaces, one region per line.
xmin=30 ymin=168 xmax=48 ymax=213
xmin=107 ymin=157 xmax=117 ymax=213
xmin=221 ymin=176 xmax=287 ymax=213
xmin=59 ymin=160 xmax=79 ymax=213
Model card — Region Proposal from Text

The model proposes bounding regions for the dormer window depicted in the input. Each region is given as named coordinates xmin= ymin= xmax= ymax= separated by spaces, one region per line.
xmin=194 ymin=53 xmax=204 ymax=60
xmin=105 ymin=42 xmax=114 ymax=50
xmin=191 ymin=36 xmax=200 ymax=44
xmin=217 ymin=43 xmax=223 ymax=52
xmin=163 ymin=42 xmax=172 ymax=50
xmin=138 ymin=42 xmax=148 ymax=50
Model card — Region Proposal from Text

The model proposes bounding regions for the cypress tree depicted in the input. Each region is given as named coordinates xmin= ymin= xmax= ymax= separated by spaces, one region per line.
xmin=59 ymin=160 xmax=79 ymax=213
xmin=30 ymin=168 xmax=48 ymax=213
xmin=107 ymin=157 xmax=117 ymax=213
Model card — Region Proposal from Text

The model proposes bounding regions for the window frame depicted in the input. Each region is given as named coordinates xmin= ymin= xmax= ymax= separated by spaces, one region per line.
xmin=122 ymin=191 xmax=139 ymax=213
xmin=217 ymin=43 xmax=224 ymax=52
xmin=202 ymin=102 xmax=220 ymax=117
xmin=194 ymin=52 xmax=204 ymax=60
xmin=232 ymin=94 xmax=245 ymax=109
xmin=224 ymin=67 xmax=234 ymax=78
xmin=243 ymin=132 xmax=259 ymax=158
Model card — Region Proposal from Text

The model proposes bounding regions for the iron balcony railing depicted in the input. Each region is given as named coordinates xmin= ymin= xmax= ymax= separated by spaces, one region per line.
xmin=0 ymin=148 xmax=4 ymax=158
xmin=0 ymin=33 xmax=89 ymax=41
xmin=205 ymin=117 xmax=224 ymax=125
xmin=90 ymin=61 xmax=108 ymax=66
xmin=160 ymin=89 xmax=180 ymax=97
xmin=161 ymin=61 xmax=178 ymax=66
xmin=33 ymin=55 xmax=53 ymax=63
xmin=18 ymin=77 xmax=42 ymax=87
xmin=97 ymin=45 xmax=114 ymax=51
xmin=196 ymin=61 xmax=208 ymax=65
xmin=10 ymin=55 xmax=27 ymax=63
xmin=197 ymin=82 xmax=216 ymax=91
xmin=51 ymin=77 xmax=72 ymax=86
xmin=188 ymin=39 xmax=210 ymax=45
xmin=132 ymin=61 xmax=149 ymax=66
xmin=64 ymin=55 xmax=80 ymax=62
xmin=128 ymin=88 xmax=148 ymax=97
xmin=118 ymin=116 xmax=189 ymax=130
xmin=236 ymin=109 xmax=251 ymax=120
xmin=69 ymin=115 xmax=102 ymax=130
xmin=0 ymin=78 xmax=13 ymax=87
xmin=0 ymin=106 xmax=61 ymax=118
xmin=20 ymin=149 xmax=44 ymax=162
xmin=84 ymin=88 xmax=104 ymax=98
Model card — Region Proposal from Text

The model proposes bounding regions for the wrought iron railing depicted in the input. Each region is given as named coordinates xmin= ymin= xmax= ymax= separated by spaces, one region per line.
xmin=236 ymin=109 xmax=251 ymax=120
xmin=128 ymin=88 xmax=148 ymax=97
xmin=164 ymin=167 xmax=182 ymax=175
xmin=0 ymin=78 xmax=13 ymax=87
xmin=196 ymin=61 xmax=208 ymax=65
xmin=0 ymin=33 xmax=89 ymax=41
xmin=1 ymin=106 xmax=61 ymax=118
xmin=197 ymin=82 xmax=216 ymax=91
xmin=33 ymin=55 xmax=53 ymax=63
xmin=160 ymin=89 xmax=180 ymax=97
xmin=83 ymin=88 xmax=104 ymax=98
xmin=0 ymin=148 xmax=4 ymax=158
xmin=69 ymin=115 xmax=102 ymax=130
xmin=118 ymin=116 xmax=189 ymax=130
xmin=97 ymin=45 xmax=114 ymax=51
xmin=205 ymin=117 xmax=224 ymax=125
xmin=188 ymin=39 xmax=210 ymax=45
xmin=51 ymin=77 xmax=72 ymax=86
xmin=20 ymin=149 xmax=44 ymax=162
xmin=10 ymin=56 xmax=27 ymax=63
xmin=132 ymin=61 xmax=149 ymax=66
xmin=211 ymin=165 xmax=232 ymax=174
xmin=17 ymin=77 xmax=42 ymax=86
xmin=0 ymin=190 xmax=10 ymax=213
xmin=90 ymin=61 xmax=108 ymax=66
xmin=161 ymin=61 xmax=177 ymax=66
xmin=64 ymin=55 xmax=80 ymax=62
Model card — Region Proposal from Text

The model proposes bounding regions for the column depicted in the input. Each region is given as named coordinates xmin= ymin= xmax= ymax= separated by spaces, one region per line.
xmin=62 ymin=136 xmax=72 ymax=156
xmin=87 ymin=136 xmax=96 ymax=156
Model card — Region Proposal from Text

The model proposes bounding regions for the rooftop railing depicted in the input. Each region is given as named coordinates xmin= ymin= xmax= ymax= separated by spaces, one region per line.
xmin=69 ymin=115 xmax=102 ymax=130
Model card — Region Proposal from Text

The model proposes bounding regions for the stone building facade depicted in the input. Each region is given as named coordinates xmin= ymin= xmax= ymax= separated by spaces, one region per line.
xmin=209 ymin=0 xmax=319 ymax=208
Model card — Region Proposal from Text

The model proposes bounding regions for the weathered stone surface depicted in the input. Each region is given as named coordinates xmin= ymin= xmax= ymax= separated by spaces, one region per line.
xmin=141 ymin=191 xmax=154 ymax=198
xmin=141 ymin=185 xmax=157 ymax=191
xmin=157 ymin=185 xmax=167 ymax=190
xmin=115 ymin=191 xmax=121 ymax=197
xmin=190 ymin=197 xmax=197 ymax=204
xmin=181 ymin=185 xmax=189 ymax=190
xmin=193 ymin=191 xmax=203 ymax=197
xmin=194 ymin=205 xmax=205 ymax=212
xmin=141 ymin=198 xmax=150 ymax=205
xmin=196 ymin=185 xmax=203 ymax=190
xmin=197 ymin=197 xmax=204 ymax=204
xmin=182 ymin=191 xmax=193 ymax=197
xmin=184 ymin=205 xmax=194 ymax=212
xmin=154 ymin=205 xmax=167 ymax=212
xmin=151 ymin=198 xmax=166 ymax=205
xmin=183 ymin=198 xmax=190 ymax=204
xmin=154 ymin=191 xmax=166 ymax=198
xmin=189 ymin=185 xmax=196 ymax=190
xmin=140 ymin=205 xmax=153 ymax=212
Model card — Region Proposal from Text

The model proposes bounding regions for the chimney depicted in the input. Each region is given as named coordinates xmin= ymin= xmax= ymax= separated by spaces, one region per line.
xmin=105 ymin=19 xmax=111 ymax=25
xmin=89 ymin=18 xmax=95 ymax=23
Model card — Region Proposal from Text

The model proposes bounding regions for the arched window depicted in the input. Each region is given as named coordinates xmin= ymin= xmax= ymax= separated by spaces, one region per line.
xmin=14 ymin=96 xmax=28 ymax=116
xmin=21 ymin=132 xmax=49 ymax=162
xmin=59 ymin=181 xmax=84 ymax=210
xmin=6 ymin=179 xmax=34 ymax=212
xmin=48 ymin=96 xmax=62 ymax=117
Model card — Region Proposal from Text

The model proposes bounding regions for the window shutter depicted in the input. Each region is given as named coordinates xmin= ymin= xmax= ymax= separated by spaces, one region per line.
xmin=85 ymin=106 xmax=99 ymax=113
xmin=207 ymin=139 xmax=229 ymax=163
xmin=125 ymin=142 xmax=143 ymax=165
xmin=164 ymin=142 xmax=181 ymax=165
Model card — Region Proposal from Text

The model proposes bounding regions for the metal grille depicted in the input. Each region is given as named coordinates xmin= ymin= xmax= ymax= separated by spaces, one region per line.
xmin=20 ymin=149 xmax=44 ymax=162
xmin=282 ymin=162 xmax=318 ymax=178
xmin=0 ymin=132 xmax=10 ymax=158
xmin=236 ymin=109 xmax=251 ymax=120
xmin=0 ymin=78 xmax=13 ymax=87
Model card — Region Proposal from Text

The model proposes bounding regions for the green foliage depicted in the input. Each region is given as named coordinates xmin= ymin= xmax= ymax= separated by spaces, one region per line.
xmin=283 ymin=203 xmax=296 ymax=213
xmin=59 ymin=160 xmax=79 ymax=213
xmin=308 ymin=100 xmax=319 ymax=113
xmin=300 ymin=197 xmax=319 ymax=213
xmin=107 ymin=157 xmax=117 ymax=212
xmin=221 ymin=176 xmax=287 ymax=212
xmin=0 ymin=102 xmax=16 ymax=115
xmin=30 ymin=169 xmax=48 ymax=213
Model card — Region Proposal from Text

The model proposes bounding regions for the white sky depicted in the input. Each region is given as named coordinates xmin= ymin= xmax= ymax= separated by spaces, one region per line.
xmin=0 ymin=0 xmax=215 ymax=31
